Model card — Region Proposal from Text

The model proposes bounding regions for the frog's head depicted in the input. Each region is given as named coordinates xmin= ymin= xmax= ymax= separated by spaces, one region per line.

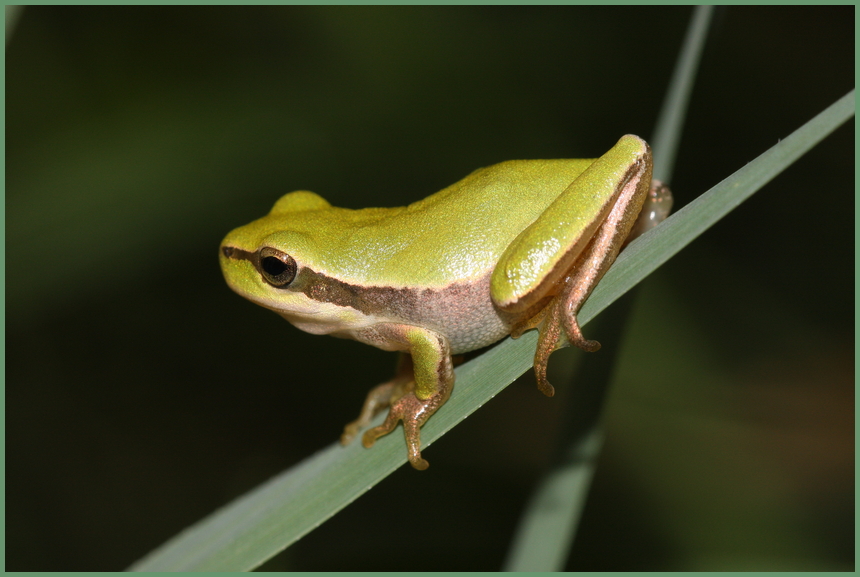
xmin=220 ymin=190 xmax=370 ymax=334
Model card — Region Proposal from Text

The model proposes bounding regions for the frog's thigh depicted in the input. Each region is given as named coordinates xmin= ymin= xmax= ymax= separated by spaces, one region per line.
xmin=491 ymin=134 xmax=649 ymax=314
xmin=491 ymin=188 xmax=611 ymax=313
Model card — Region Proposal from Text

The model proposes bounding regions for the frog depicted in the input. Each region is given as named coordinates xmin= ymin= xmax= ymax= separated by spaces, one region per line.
xmin=219 ymin=134 xmax=672 ymax=470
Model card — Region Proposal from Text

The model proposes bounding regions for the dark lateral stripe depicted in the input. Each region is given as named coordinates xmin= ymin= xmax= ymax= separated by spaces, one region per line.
xmin=222 ymin=244 xmax=444 ymax=319
xmin=222 ymin=246 xmax=258 ymax=267
xmin=291 ymin=268 xmax=430 ymax=318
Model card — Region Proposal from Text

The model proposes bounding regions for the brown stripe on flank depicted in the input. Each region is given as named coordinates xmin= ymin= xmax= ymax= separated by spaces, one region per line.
xmin=290 ymin=267 xmax=426 ymax=318
xmin=223 ymin=244 xmax=438 ymax=318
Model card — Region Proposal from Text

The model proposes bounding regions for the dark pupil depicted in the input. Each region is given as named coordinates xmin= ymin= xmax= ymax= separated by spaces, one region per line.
xmin=262 ymin=256 xmax=287 ymax=277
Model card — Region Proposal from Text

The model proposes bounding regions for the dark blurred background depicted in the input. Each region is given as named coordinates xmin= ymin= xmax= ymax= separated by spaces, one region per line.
xmin=6 ymin=6 xmax=853 ymax=571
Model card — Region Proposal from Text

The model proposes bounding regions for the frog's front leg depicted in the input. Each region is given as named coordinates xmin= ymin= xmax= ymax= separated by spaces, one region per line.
xmin=353 ymin=324 xmax=454 ymax=470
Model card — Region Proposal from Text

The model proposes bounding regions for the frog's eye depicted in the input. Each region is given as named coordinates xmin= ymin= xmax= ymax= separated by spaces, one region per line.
xmin=258 ymin=247 xmax=297 ymax=288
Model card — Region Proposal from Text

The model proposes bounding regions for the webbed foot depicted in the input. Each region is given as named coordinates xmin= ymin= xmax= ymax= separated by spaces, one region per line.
xmin=362 ymin=390 xmax=446 ymax=470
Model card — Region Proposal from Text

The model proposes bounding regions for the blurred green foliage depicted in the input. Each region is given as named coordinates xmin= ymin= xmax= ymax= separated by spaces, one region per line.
xmin=6 ymin=6 xmax=853 ymax=571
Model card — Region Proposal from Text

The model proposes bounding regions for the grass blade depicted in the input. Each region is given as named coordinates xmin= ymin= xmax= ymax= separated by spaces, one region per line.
xmin=650 ymin=5 xmax=714 ymax=183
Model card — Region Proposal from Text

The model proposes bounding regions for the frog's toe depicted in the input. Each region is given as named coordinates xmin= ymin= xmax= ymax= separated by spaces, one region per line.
xmin=562 ymin=312 xmax=601 ymax=352
xmin=340 ymin=422 xmax=361 ymax=445
xmin=408 ymin=454 xmax=430 ymax=470
xmin=400 ymin=410 xmax=430 ymax=470
xmin=533 ymin=358 xmax=556 ymax=398
xmin=534 ymin=302 xmax=561 ymax=397
xmin=343 ymin=378 xmax=406 ymax=446
xmin=361 ymin=414 xmax=398 ymax=448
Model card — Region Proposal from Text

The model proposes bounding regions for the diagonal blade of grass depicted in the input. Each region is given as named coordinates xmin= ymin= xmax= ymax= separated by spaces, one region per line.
xmin=129 ymin=89 xmax=855 ymax=572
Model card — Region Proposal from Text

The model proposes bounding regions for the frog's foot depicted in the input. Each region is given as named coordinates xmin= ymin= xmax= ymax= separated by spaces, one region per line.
xmin=533 ymin=294 xmax=603 ymax=397
xmin=362 ymin=391 xmax=446 ymax=470
xmin=341 ymin=380 xmax=399 ymax=445
xmin=341 ymin=354 xmax=414 ymax=445
xmin=551 ymin=271 xmax=601 ymax=354
xmin=533 ymin=302 xmax=562 ymax=397
xmin=509 ymin=300 xmax=551 ymax=339
xmin=560 ymin=301 xmax=601 ymax=353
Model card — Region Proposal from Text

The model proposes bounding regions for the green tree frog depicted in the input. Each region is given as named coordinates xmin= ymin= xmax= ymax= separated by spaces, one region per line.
xmin=220 ymin=134 xmax=672 ymax=470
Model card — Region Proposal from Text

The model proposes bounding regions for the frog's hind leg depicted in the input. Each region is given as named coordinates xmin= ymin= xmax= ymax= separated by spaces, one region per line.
xmin=340 ymin=353 xmax=414 ymax=445
xmin=532 ymin=179 xmax=671 ymax=395
xmin=531 ymin=206 xmax=628 ymax=396
xmin=555 ymin=178 xmax=672 ymax=352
